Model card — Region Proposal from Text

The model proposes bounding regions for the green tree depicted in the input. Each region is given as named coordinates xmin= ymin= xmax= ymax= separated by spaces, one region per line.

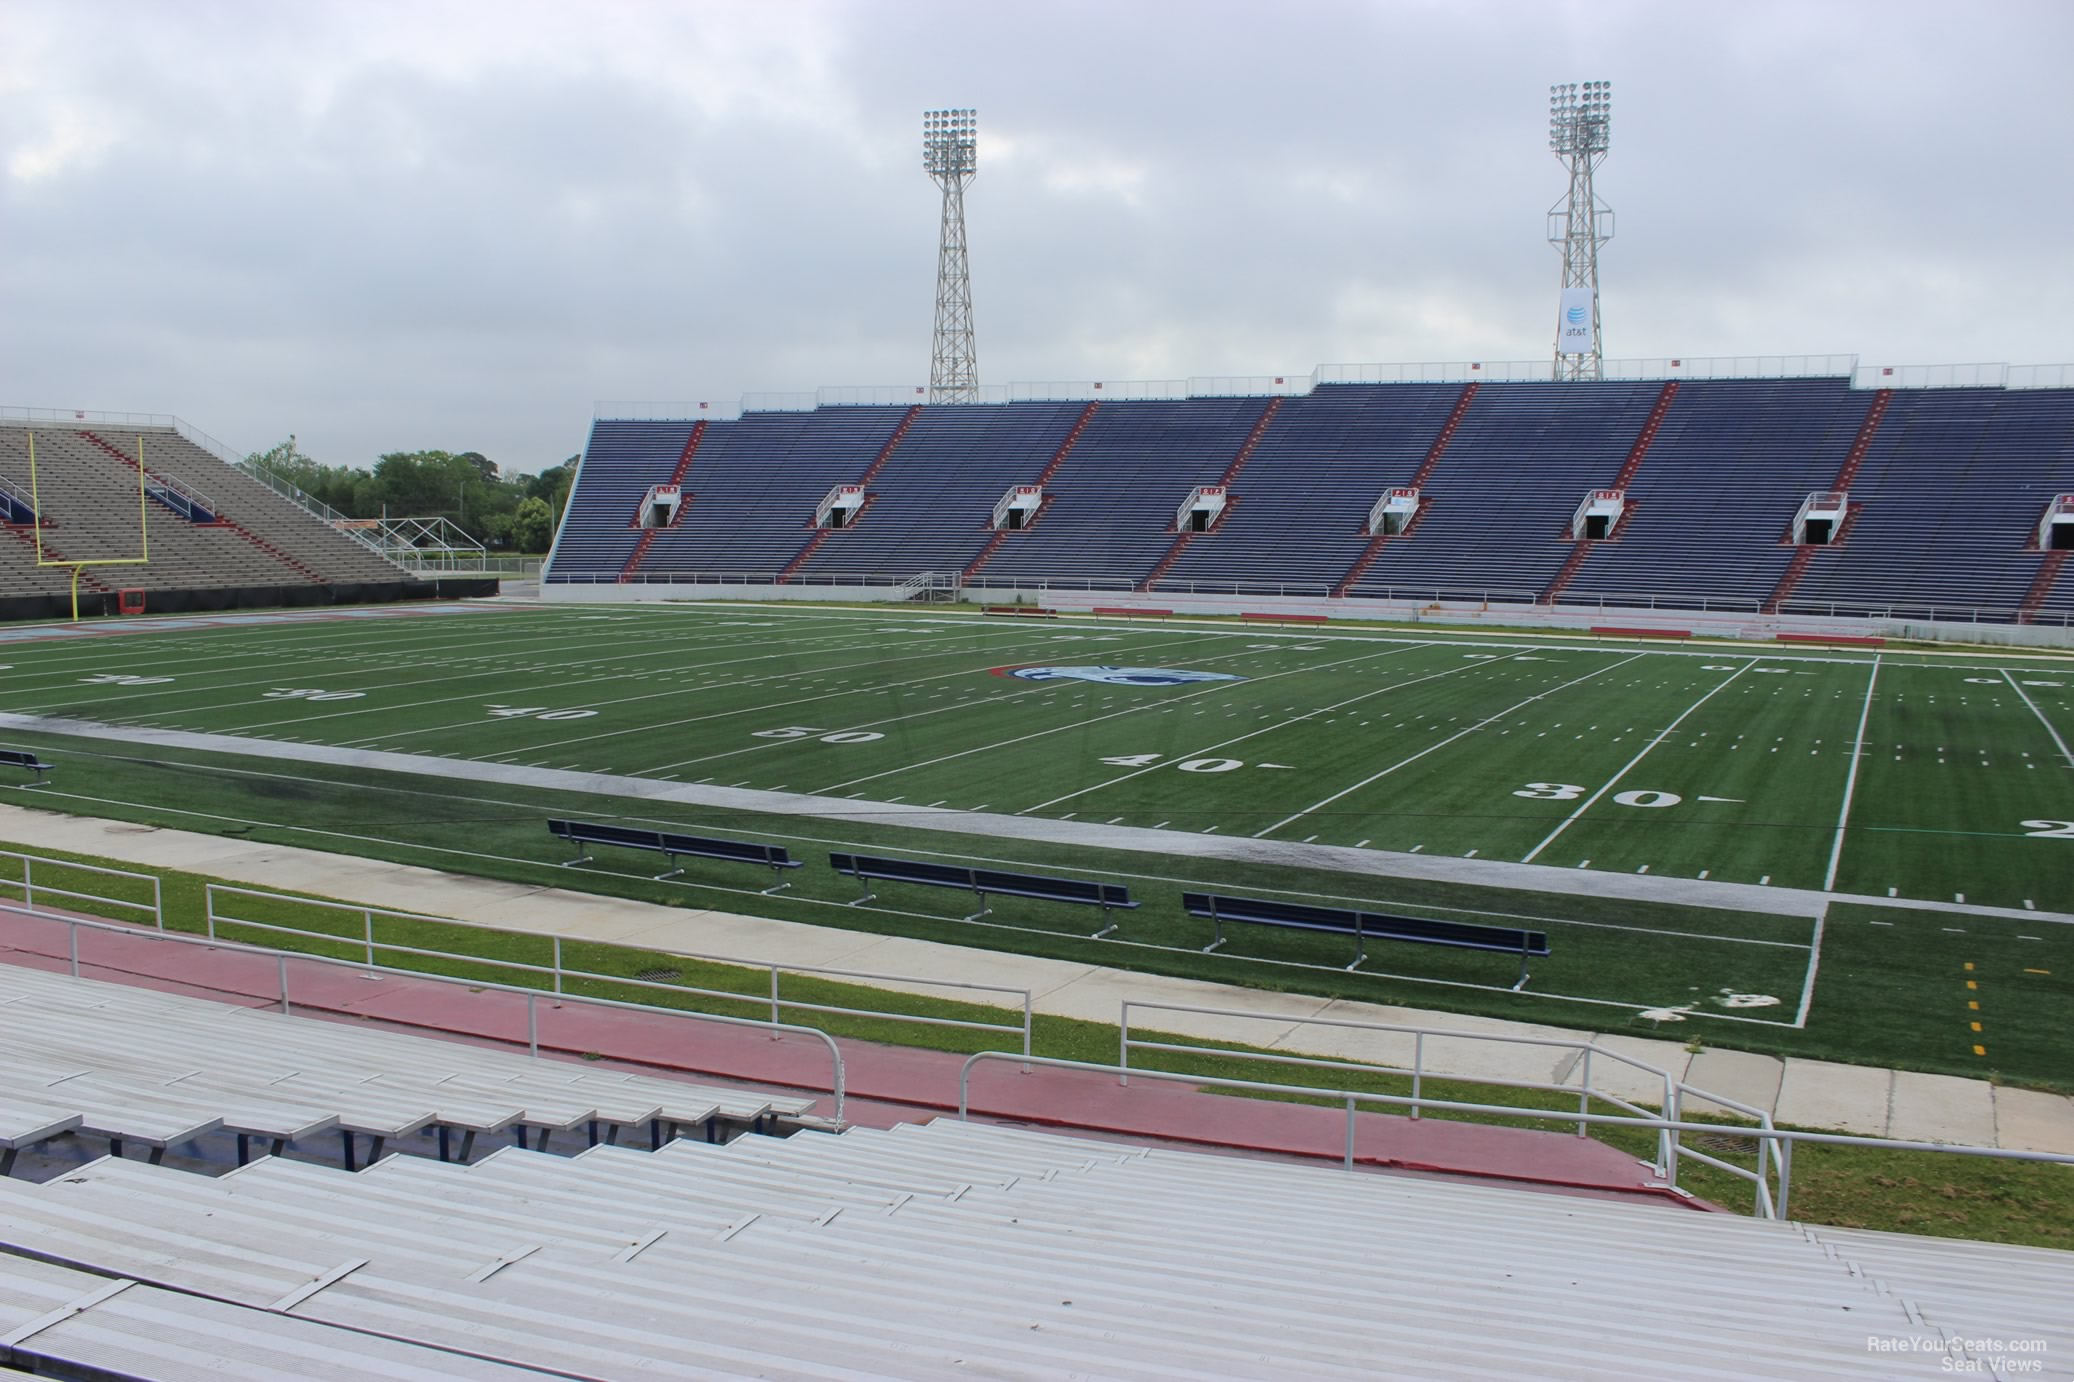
xmin=510 ymin=496 xmax=554 ymax=553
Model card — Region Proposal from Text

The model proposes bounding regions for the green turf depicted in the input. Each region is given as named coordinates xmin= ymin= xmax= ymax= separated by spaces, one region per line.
xmin=1 ymin=602 xmax=2069 ymax=1087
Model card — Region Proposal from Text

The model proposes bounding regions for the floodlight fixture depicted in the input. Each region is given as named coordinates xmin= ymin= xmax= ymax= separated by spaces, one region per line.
xmin=1547 ymin=79 xmax=1614 ymax=381
xmin=922 ymin=107 xmax=980 ymax=404
xmin=923 ymin=107 xmax=978 ymax=179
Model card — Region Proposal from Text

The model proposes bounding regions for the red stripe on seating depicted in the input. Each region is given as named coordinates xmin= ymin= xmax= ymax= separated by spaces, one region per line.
xmin=1093 ymin=606 xmax=1171 ymax=617
xmin=1241 ymin=612 xmax=1328 ymax=623
xmin=1776 ymin=632 xmax=1884 ymax=646
xmin=1590 ymin=626 xmax=1691 ymax=638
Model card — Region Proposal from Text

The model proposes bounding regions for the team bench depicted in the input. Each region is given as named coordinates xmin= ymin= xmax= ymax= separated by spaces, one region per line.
xmin=0 ymin=750 xmax=54 ymax=786
xmin=548 ymin=819 xmax=801 ymax=892
xmin=829 ymin=852 xmax=1137 ymax=937
xmin=1182 ymin=892 xmax=1549 ymax=989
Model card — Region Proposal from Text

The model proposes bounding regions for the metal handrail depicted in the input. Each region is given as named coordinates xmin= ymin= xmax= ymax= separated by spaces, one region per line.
xmin=1118 ymin=999 xmax=1783 ymax=1207
xmin=13 ymin=903 xmax=848 ymax=1125
xmin=959 ymin=1052 xmax=2074 ymax=1221
xmin=1121 ymin=1001 xmax=1690 ymax=1177
xmin=0 ymin=851 xmax=162 ymax=929
xmin=204 ymin=884 xmax=1032 ymax=1058
xmin=0 ymin=472 xmax=36 ymax=516
xmin=144 ymin=468 xmax=217 ymax=518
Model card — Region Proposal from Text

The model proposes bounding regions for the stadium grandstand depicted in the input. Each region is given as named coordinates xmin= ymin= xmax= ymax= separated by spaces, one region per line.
xmin=547 ymin=361 xmax=2074 ymax=640
xmin=547 ymin=354 xmax=2074 ymax=634
xmin=0 ymin=416 xmax=495 ymax=622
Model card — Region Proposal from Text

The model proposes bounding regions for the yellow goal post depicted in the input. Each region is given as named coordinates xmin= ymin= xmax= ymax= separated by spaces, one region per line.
xmin=25 ymin=430 xmax=152 ymax=621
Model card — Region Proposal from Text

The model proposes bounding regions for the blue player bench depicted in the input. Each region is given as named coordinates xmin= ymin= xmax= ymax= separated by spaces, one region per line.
xmin=548 ymin=819 xmax=801 ymax=893
xmin=1182 ymin=891 xmax=1549 ymax=989
xmin=0 ymin=750 xmax=54 ymax=786
xmin=829 ymin=852 xmax=1137 ymax=937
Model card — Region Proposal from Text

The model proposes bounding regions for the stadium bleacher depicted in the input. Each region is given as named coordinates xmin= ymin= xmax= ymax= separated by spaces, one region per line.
xmin=550 ymin=376 xmax=2074 ymax=622
xmin=1153 ymin=382 xmax=1463 ymax=593
xmin=975 ymin=395 xmax=1276 ymax=588
xmin=0 ymin=963 xmax=2064 ymax=1378
xmin=794 ymin=400 xmax=1087 ymax=581
xmin=0 ymin=421 xmax=452 ymax=618
xmin=639 ymin=405 xmax=914 ymax=579
xmin=1785 ymin=388 xmax=2074 ymax=618
xmin=1559 ymin=377 xmax=1874 ymax=610
xmin=1349 ymin=380 xmax=1662 ymax=602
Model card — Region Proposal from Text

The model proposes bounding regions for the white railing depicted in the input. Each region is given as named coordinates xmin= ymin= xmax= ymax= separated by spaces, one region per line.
xmin=0 ymin=851 xmax=162 ymax=930
xmin=894 ymin=571 xmax=957 ymax=601
xmin=2008 ymin=363 xmax=2074 ymax=390
xmin=1854 ymin=362 xmax=2009 ymax=390
xmin=0 ymin=472 xmax=37 ymax=521
xmin=959 ymin=1051 xmax=2074 ymax=1222
xmin=592 ymin=351 xmax=2074 ymax=421
xmin=1117 ymin=1001 xmax=1781 ymax=1213
xmin=18 ymin=904 xmax=847 ymax=1123
xmin=145 ymin=468 xmax=217 ymax=520
xmin=203 ymin=884 xmax=1032 ymax=1061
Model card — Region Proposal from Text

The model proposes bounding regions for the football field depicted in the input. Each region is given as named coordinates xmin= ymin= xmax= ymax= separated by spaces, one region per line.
xmin=1 ymin=602 xmax=2068 ymax=908
xmin=0 ymin=601 xmax=2069 ymax=1082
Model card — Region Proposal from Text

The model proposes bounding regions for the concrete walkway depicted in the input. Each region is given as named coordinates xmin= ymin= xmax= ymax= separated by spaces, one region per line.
xmin=2 ymin=801 xmax=2069 ymax=1155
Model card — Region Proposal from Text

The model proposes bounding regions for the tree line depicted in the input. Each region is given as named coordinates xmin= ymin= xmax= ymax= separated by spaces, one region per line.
xmin=243 ymin=439 xmax=573 ymax=553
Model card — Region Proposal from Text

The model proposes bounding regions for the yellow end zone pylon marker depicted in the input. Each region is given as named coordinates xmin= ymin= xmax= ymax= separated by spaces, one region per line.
xmin=26 ymin=430 xmax=151 ymax=622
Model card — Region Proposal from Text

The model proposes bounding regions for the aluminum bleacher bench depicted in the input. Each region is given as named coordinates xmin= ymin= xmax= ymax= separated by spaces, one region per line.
xmin=547 ymin=819 xmax=801 ymax=892
xmin=1182 ymin=891 xmax=1549 ymax=989
xmin=829 ymin=851 xmax=1138 ymax=937
xmin=0 ymin=748 xmax=54 ymax=785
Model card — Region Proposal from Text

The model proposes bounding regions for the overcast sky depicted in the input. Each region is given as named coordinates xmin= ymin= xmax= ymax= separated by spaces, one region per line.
xmin=4 ymin=0 xmax=2070 ymax=476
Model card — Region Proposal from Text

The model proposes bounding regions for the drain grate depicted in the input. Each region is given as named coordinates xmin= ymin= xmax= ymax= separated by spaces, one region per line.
xmin=633 ymin=967 xmax=681 ymax=983
xmin=1693 ymin=1131 xmax=1757 ymax=1154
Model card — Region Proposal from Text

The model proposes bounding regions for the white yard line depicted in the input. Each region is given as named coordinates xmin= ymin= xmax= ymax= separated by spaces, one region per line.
xmin=1254 ymin=653 xmax=1647 ymax=839
xmin=1520 ymin=659 xmax=1757 ymax=864
xmin=816 ymin=643 xmax=1432 ymax=794
xmin=51 ymin=620 xmax=958 ymax=731
xmin=2001 ymin=668 xmax=2074 ymax=767
xmin=0 ymin=607 xmax=810 ymax=708
xmin=1019 ymin=646 xmax=1508 ymax=815
xmin=514 ymin=627 xmax=1234 ymax=765
xmin=1823 ymin=654 xmax=1881 ymax=892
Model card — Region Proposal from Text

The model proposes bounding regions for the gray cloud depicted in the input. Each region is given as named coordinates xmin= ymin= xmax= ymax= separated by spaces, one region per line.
xmin=3 ymin=0 xmax=2068 ymax=475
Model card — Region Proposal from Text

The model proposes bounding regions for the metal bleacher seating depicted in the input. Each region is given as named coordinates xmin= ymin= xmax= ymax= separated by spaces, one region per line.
xmin=0 ymin=422 xmax=406 ymax=601
xmin=1353 ymin=381 xmax=1662 ymax=602
xmin=1560 ymin=377 xmax=1873 ymax=610
xmin=1156 ymin=383 xmax=1463 ymax=593
xmin=1787 ymin=388 xmax=2074 ymax=618
xmin=0 ymin=965 xmax=812 ymax=1173
xmin=549 ymin=380 xmax=2074 ymax=618
xmin=795 ymin=400 xmax=1086 ymax=580
xmin=1 ymin=967 xmax=2064 ymax=1382
xmin=548 ymin=419 xmax=698 ymax=578
xmin=641 ymin=405 xmax=913 ymax=577
xmin=975 ymin=395 xmax=1274 ymax=588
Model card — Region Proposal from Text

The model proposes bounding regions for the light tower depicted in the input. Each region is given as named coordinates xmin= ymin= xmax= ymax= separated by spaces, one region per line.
xmin=922 ymin=107 xmax=979 ymax=404
xmin=1547 ymin=81 xmax=1614 ymax=381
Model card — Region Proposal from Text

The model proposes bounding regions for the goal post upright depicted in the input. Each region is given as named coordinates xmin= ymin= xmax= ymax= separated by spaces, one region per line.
xmin=25 ymin=428 xmax=154 ymax=621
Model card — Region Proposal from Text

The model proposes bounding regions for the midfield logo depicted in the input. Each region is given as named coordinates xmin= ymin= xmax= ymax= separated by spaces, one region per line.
xmin=989 ymin=665 xmax=1245 ymax=686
